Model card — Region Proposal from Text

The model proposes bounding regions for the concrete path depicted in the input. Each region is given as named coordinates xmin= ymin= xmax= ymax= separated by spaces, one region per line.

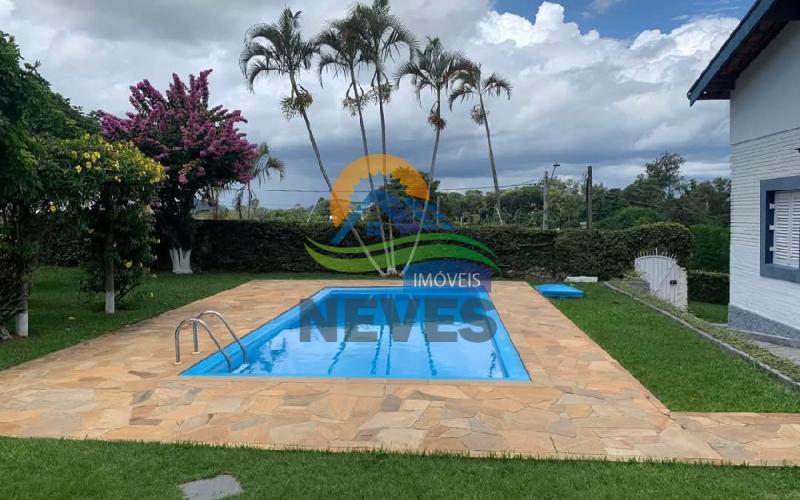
xmin=754 ymin=341 xmax=800 ymax=367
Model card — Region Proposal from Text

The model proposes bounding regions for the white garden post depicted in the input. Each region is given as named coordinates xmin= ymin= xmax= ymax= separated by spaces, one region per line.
xmin=170 ymin=248 xmax=193 ymax=274
xmin=104 ymin=233 xmax=116 ymax=314
xmin=15 ymin=292 xmax=28 ymax=337
xmin=104 ymin=264 xmax=115 ymax=314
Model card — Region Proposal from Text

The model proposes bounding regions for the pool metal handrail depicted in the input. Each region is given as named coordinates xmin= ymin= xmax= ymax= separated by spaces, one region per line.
xmin=174 ymin=318 xmax=233 ymax=371
xmin=194 ymin=310 xmax=250 ymax=366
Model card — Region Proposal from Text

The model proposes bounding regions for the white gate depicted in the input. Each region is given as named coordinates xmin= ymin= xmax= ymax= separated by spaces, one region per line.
xmin=634 ymin=251 xmax=688 ymax=311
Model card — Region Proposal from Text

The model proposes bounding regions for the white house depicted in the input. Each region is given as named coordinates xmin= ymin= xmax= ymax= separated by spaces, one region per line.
xmin=689 ymin=0 xmax=800 ymax=343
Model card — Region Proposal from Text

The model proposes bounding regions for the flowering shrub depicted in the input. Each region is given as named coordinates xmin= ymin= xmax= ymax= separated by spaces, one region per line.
xmin=46 ymin=134 xmax=164 ymax=306
xmin=100 ymin=70 xmax=257 ymax=252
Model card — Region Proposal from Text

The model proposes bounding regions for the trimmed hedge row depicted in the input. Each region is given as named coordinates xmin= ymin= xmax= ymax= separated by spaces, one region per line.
xmin=688 ymin=270 xmax=730 ymax=305
xmin=179 ymin=220 xmax=692 ymax=280
xmin=689 ymin=225 xmax=730 ymax=272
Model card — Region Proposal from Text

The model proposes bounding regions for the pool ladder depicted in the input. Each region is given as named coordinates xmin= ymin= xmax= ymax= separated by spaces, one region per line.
xmin=174 ymin=311 xmax=249 ymax=372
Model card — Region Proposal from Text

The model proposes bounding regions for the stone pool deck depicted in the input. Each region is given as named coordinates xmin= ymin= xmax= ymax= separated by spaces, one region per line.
xmin=1 ymin=280 xmax=799 ymax=465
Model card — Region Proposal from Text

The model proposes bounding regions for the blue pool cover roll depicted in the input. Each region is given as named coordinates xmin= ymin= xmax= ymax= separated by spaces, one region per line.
xmin=535 ymin=283 xmax=585 ymax=299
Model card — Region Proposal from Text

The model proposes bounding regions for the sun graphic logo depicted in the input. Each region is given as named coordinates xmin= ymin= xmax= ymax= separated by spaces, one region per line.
xmin=305 ymin=154 xmax=498 ymax=289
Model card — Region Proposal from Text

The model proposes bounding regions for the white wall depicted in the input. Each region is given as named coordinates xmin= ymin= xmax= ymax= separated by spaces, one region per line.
xmin=730 ymin=129 xmax=800 ymax=331
xmin=729 ymin=22 xmax=800 ymax=334
xmin=731 ymin=23 xmax=800 ymax=144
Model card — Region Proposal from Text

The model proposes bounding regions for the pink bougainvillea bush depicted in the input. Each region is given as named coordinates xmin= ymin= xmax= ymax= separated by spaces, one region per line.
xmin=101 ymin=69 xmax=257 ymax=253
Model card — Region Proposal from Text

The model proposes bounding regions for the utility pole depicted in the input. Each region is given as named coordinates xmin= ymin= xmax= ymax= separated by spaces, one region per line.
xmin=586 ymin=165 xmax=593 ymax=230
xmin=542 ymin=162 xmax=559 ymax=230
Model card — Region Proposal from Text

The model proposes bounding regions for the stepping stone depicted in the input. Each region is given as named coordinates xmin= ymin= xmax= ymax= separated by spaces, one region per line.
xmin=179 ymin=474 xmax=243 ymax=500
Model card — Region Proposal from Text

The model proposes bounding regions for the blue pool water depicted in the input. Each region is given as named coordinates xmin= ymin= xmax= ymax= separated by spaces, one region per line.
xmin=182 ymin=287 xmax=529 ymax=381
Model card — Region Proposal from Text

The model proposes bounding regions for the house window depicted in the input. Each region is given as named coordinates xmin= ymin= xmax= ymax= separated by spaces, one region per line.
xmin=772 ymin=191 xmax=800 ymax=268
xmin=762 ymin=176 xmax=800 ymax=282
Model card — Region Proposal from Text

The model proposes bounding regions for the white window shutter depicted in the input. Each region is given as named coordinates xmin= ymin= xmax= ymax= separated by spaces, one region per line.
xmin=773 ymin=191 xmax=799 ymax=269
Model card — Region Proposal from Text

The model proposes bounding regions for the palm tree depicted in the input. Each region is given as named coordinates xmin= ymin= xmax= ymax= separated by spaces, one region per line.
xmin=395 ymin=37 xmax=470 ymax=275
xmin=449 ymin=63 xmax=512 ymax=224
xmin=233 ymin=143 xmax=286 ymax=219
xmin=316 ymin=15 xmax=391 ymax=273
xmin=353 ymin=0 xmax=417 ymax=274
xmin=240 ymin=8 xmax=385 ymax=275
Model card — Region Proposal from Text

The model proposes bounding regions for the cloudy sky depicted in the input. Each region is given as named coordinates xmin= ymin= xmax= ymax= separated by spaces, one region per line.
xmin=1 ymin=0 xmax=749 ymax=208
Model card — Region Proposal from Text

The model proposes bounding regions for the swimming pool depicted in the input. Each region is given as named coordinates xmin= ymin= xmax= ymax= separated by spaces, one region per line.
xmin=182 ymin=287 xmax=529 ymax=382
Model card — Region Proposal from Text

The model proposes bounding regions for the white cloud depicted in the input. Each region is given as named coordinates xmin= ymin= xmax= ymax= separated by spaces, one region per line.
xmin=0 ymin=0 xmax=13 ymax=21
xmin=589 ymin=0 xmax=625 ymax=14
xmin=2 ymin=1 xmax=739 ymax=207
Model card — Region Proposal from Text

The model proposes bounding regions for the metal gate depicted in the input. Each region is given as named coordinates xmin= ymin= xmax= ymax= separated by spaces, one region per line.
xmin=634 ymin=251 xmax=688 ymax=311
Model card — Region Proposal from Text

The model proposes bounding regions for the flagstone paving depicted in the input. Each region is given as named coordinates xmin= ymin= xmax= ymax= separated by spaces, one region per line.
xmin=1 ymin=280 xmax=799 ymax=465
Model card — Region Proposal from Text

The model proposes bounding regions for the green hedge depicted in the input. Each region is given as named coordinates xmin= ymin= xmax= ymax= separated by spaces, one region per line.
xmin=179 ymin=220 xmax=691 ymax=280
xmin=688 ymin=270 xmax=729 ymax=305
xmin=689 ymin=225 xmax=730 ymax=272
xmin=553 ymin=223 xmax=692 ymax=280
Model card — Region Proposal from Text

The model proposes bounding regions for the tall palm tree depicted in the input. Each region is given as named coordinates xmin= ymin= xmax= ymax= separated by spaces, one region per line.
xmin=395 ymin=37 xmax=470 ymax=275
xmin=449 ymin=63 xmax=512 ymax=224
xmin=353 ymin=0 xmax=417 ymax=274
xmin=233 ymin=143 xmax=286 ymax=219
xmin=316 ymin=16 xmax=391 ymax=273
xmin=240 ymin=8 xmax=385 ymax=275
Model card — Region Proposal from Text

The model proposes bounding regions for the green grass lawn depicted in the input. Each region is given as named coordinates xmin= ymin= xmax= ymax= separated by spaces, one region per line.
xmin=2 ymin=270 xmax=800 ymax=498
xmin=546 ymin=283 xmax=800 ymax=412
xmin=690 ymin=301 xmax=729 ymax=324
xmin=0 ymin=267 xmax=376 ymax=371
xmin=2 ymin=438 xmax=800 ymax=500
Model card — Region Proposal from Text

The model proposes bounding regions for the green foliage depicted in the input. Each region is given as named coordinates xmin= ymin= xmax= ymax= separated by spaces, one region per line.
xmin=670 ymin=178 xmax=731 ymax=227
xmin=0 ymin=31 xmax=100 ymax=331
xmin=553 ymin=223 xmax=692 ymax=280
xmin=430 ymin=152 xmax=729 ymax=231
xmin=43 ymin=135 xmax=164 ymax=301
xmin=553 ymin=230 xmax=630 ymax=279
xmin=6 ymin=437 xmax=800 ymax=499
xmin=0 ymin=31 xmax=37 ymax=201
xmin=570 ymin=282 xmax=800 ymax=410
xmin=689 ymin=301 xmax=728 ymax=323
xmin=689 ymin=224 xmax=730 ymax=272
xmin=594 ymin=206 xmax=666 ymax=229
xmin=644 ymin=152 xmax=685 ymax=198
xmin=625 ymin=223 xmax=694 ymax=266
xmin=688 ymin=270 xmax=729 ymax=305
xmin=25 ymin=69 xmax=99 ymax=139
xmin=179 ymin=220 xmax=691 ymax=280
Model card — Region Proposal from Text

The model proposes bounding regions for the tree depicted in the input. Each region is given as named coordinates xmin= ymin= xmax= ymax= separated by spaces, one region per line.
xmin=592 ymin=186 xmax=625 ymax=222
xmin=25 ymin=64 xmax=99 ymax=138
xmin=671 ymin=178 xmax=730 ymax=227
xmin=395 ymin=37 xmax=470 ymax=273
xmin=1 ymin=32 xmax=100 ymax=336
xmin=645 ymin=152 xmax=685 ymax=199
xmin=241 ymin=8 xmax=385 ymax=275
xmin=353 ymin=0 xmax=416 ymax=273
xmin=43 ymin=135 xmax=164 ymax=313
xmin=100 ymin=69 xmax=256 ymax=274
xmin=449 ymin=62 xmax=512 ymax=223
xmin=316 ymin=15 xmax=392 ymax=271
xmin=233 ymin=143 xmax=286 ymax=219
xmin=623 ymin=176 xmax=665 ymax=208
xmin=0 ymin=32 xmax=38 ymax=338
